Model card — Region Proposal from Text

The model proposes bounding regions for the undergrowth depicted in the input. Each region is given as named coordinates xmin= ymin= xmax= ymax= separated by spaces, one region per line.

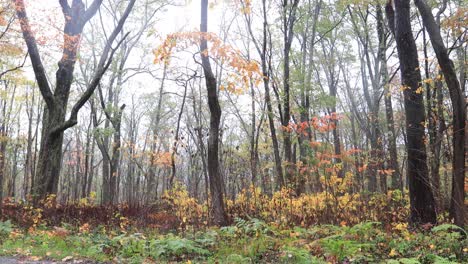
xmin=1 ymin=178 xmax=412 ymax=231
xmin=0 ymin=183 xmax=465 ymax=263
xmin=0 ymin=218 xmax=465 ymax=263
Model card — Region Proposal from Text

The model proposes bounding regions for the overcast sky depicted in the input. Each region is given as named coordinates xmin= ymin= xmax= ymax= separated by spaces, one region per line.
xmin=20 ymin=0 xmax=228 ymax=98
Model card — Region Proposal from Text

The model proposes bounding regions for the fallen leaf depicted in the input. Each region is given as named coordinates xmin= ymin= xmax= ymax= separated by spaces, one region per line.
xmin=62 ymin=256 xmax=73 ymax=262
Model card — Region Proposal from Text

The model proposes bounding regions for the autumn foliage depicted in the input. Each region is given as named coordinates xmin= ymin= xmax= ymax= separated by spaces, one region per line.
xmin=1 ymin=181 xmax=409 ymax=233
xmin=154 ymin=31 xmax=262 ymax=94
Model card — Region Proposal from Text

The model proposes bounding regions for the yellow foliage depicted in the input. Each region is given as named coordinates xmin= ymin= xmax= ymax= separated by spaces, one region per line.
xmin=163 ymin=183 xmax=204 ymax=226
xmin=43 ymin=194 xmax=57 ymax=209
xmin=162 ymin=175 xmax=409 ymax=228
xmin=79 ymin=223 xmax=90 ymax=234
xmin=422 ymin=78 xmax=433 ymax=85
xmin=119 ymin=216 xmax=130 ymax=231
xmin=389 ymin=248 xmax=398 ymax=257
xmin=415 ymin=86 xmax=424 ymax=94
xmin=78 ymin=192 xmax=96 ymax=206
xmin=223 ymin=173 xmax=406 ymax=227
xmin=441 ymin=8 xmax=467 ymax=36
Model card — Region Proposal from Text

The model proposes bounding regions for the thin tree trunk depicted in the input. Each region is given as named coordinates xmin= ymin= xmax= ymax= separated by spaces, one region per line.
xmin=24 ymin=85 xmax=36 ymax=198
xmin=247 ymin=0 xmax=284 ymax=188
xmin=432 ymin=76 xmax=445 ymax=208
xmin=201 ymin=0 xmax=228 ymax=226
xmin=86 ymin=133 xmax=95 ymax=197
xmin=170 ymin=79 xmax=189 ymax=187
xmin=282 ymin=0 xmax=300 ymax=185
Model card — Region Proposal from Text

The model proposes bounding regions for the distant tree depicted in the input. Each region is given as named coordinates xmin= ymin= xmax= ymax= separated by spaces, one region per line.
xmin=376 ymin=3 xmax=401 ymax=191
xmin=241 ymin=0 xmax=284 ymax=189
xmin=0 ymin=0 xmax=27 ymax=79
xmin=281 ymin=0 xmax=300 ymax=184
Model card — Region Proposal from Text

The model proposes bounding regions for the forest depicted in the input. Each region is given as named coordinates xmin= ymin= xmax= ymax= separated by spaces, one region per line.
xmin=0 ymin=0 xmax=466 ymax=263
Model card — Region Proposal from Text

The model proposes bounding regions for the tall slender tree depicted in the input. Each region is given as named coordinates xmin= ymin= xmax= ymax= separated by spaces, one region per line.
xmin=281 ymin=0 xmax=300 ymax=184
xmin=377 ymin=3 xmax=401 ymax=191
xmin=200 ymin=0 xmax=228 ymax=226
xmin=242 ymin=0 xmax=284 ymax=188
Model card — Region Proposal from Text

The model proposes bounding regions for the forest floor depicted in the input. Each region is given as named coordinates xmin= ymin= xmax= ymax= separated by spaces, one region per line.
xmin=0 ymin=218 xmax=466 ymax=264
xmin=0 ymin=189 xmax=466 ymax=263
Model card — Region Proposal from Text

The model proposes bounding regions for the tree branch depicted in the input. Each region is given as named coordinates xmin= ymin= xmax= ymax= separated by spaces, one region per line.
xmin=13 ymin=0 xmax=54 ymax=109
xmin=59 ymin=0 xmax=71 ymax=19
xmin=52 ymin=0 xmax=136 ymax=134
xmin=82 ymin=0 xmax=103 ymax=26
xmin=97 ymin=83 xmax=113 ymax=122
xmin=0 ymin=52 xmax=28 ymax=80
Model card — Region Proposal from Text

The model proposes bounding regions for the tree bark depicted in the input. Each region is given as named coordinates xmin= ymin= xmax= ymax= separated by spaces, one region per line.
xmin=261 ymin=0 xmax=284 ymax=188
xmin=415 ymin=0 xmax=466 ymax=227
xmin=200 ymin=0 xmax=228 ymax=226
xmin=378 ymin=4 xmax=400 ymax=191
xmin=282 ymin=0 xmax=300 ymax=185
xmin=386 ymin=0 xmax=436 ymax=225
xmin=169 ymin=76 xmax=190 ymax=187
xmin=433 ymin=76 xmax=446 ymax=208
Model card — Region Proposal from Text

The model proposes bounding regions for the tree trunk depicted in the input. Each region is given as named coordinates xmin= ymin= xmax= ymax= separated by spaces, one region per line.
xmin=249 ymin=76 xmax=258 ymax=186
xmin=23 ymin=86 xmax=36 ymax=198
xmin=252 ymin=0 xmax=284 ymax=188
xmin=95 ymin=101 xmax=111 ymax=204
xmin=377 ymin=4 xmax=397 ymax=192
xmin=328 ymin=68 xmax=343 ymax=179
xmin=386 ymin=0 xmax=436 ymax=225
xmin=86 ymin=131 xmax=95 ymax=197
xmin=321 ymin=40 xmax=343 ymax=179
xmin=82 ymin=118 xmax=92 ymax=198
xmin=297 ymin=1 xmax=320 ymax=194
xmin=147 ymin=64 xmax=166 ymax=203
xmin=170 ymin=80 xmax=188 ymax=187
xmin=415 ymin=0 xmax=466 ymax=227
xmin=110 ymin=110 xmax=123 ymax=204
xmin=35 ymin=108 xmax=67 ymax=198
xmin=379 ymin=15 xmax=402 ymax=190
xmin=200 ymin=0 xmax=228 ymax=226
xmin=0 ymin=129 xmax=5 ymax=201
xmin=384 ymin=91 xmax=401 ymax=190
xmin=432 ymin=77 xmax=445 ymax=207
xmin=282 ymin=0 xmax=300 ymax=185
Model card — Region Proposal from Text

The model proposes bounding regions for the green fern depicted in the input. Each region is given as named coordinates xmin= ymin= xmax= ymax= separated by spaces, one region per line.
xmin=431 ymin=224 xmax=467 ymax=237
xmin=149 ymin=235 xmax=210 ymax=259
